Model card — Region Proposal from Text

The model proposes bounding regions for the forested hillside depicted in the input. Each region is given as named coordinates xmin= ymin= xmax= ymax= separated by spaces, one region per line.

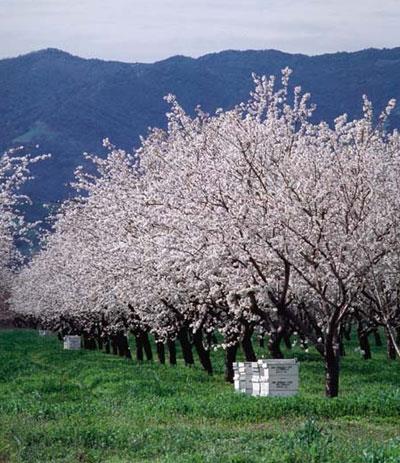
xmin=1 ymin=47 xmax=400 ymax=220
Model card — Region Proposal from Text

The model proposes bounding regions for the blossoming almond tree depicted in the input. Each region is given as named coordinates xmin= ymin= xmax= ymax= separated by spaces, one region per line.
xmin=0 ymin=147 xmax=48 ymax=307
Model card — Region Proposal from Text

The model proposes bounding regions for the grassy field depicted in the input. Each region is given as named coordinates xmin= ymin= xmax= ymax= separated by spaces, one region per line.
xmin=0 ymin=330 xmax=399 ymax=463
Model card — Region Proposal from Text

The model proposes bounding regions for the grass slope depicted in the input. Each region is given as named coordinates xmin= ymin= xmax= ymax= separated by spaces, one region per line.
xmin=0 ymin=330 xmax=399 ymax=462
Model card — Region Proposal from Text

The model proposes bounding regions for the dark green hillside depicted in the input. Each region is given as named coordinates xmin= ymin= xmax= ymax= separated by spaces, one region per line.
xmin=1 ymin=47 xmax=400 ymax=220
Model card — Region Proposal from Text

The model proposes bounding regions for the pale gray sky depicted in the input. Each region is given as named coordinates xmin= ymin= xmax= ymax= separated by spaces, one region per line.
xmin=0 ymin=0 xmax=399 ymax=62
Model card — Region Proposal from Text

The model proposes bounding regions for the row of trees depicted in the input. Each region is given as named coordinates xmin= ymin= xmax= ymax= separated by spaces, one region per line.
xmin=9 ymin=69 xmax=400 ymax=397
xmin=0 ymin=148 xmax=48 ymax=303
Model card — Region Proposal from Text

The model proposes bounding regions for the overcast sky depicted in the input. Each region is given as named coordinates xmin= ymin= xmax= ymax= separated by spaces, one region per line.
xmin=0 ymin=0 xmax=399 ymax=62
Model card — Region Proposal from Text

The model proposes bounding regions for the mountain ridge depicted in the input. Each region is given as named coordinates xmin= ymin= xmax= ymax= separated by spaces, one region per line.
xmin=1 ymin=46 xmax=400 ymax=221
xmin=9 ymin=45 xmax=400 ymax=63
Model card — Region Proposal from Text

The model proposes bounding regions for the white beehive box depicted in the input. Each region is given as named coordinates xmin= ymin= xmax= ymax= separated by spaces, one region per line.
xmin=233 ymin=358 xmax=299 ymax=397
xmin=258 ymin=359 xmax=298 ymax=378
xmin=38 ymin=330 xmax=52 ymax=336
xmin=259 ymin=389 xmax=298 ymax=397
xmin=251 ymin=376 xmax=299 ymax=389
xmin=63 ymin=335 xmax=81 ymax=350
xmin=233 ymin=379 xmax=247 ymax=393
xmin=252 ymin=378 xmax=298 ymax=397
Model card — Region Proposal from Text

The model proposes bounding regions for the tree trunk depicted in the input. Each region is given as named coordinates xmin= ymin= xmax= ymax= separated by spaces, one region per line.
xmin=325 ymin=335 xmax=340 ymax=398
xmin=343 ymin=322 xmax=352 ymax=341
xmin=193 ymin=330 xmax=213 ymax=375
xmin=104 ymin=338 xmax=110 ymax=354
xmin=355 ymin=316 xmax=371 ymax=360
xmin=116 ymin=334 xmax=126 ymax=357
xmin=385 ymin=325 xmax=400 ymax=359
xmin=178 ymin=327 xmax=194 ymax=366
xmin=359 ymin=332 xmax=371 ymax=360
xmin=386 ymin=329 xmax=397 ymax=360
xmin=268 ymin=332 xmax=284 ymax=359
xmin=125 ymin=338 xmax=132 ymax=359
xmin=373 ymin=330 xmax=382 ymax=347
xmin=259 ymin=337 xmax=265 ymax=348
xmin=135 ymin=334 xmax=144 ymax=361
xmin=156 ymin=342 xmax=165 ymax=364
xmin=142 ymin=332 xmax=153 ymax=361
xmin=242 ymin=325 xmax=257 ymax=361
xmin=283 ymin=333 xmax=292 ymax=350
xmin=82 ymin=334 xmax=90 ymax=350
xmin=117 ymin=334 xmax=132 ymax=359
xmin=167 ymin=340 xmax=177 ymax=365
xmin=111 ymin=336 xmax=118 ymax=355
xmin=224 ymin=343 xmax=239 ymax=383
xmin=339 ymin=339 xmax=346 ymax=357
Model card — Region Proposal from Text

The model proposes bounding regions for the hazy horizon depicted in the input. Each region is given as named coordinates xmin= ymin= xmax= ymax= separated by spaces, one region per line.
xmin=1 ymin=0 xmax=399 ymax=63
xmin=4 ymin=44 xmax=400 ymax=64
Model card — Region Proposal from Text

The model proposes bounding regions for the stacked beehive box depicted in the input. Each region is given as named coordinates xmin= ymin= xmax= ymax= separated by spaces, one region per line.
xmin=38 ymin=330 xmax=52 ymax=336
xmin=233 ymin=358 xmax=299 ymax=397
xmin=63 ymin=335 xmax=81 ymax=350
xmin=233 ymin=362 xmax=260 ymax=394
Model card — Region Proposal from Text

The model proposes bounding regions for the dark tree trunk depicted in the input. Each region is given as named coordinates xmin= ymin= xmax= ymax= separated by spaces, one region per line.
xmin=343 ymin=322 xmax=352 ymax=341
xmin=135 ymin=334 xmax=144 ymax=361
xmin=156 ymin=342 xmax=166 ymax=364
xmin=125 ymin=337 xmax=132 ymax=359
xmin=373 ymin=330 xmax=383 ymax=347
xmin=142 ymin=333 xmax=153 ymax=361
xmin=178 ymin=327 xmax=194 ymax=366
xmin=117 ymin=334 xmax=132 ymax=359
xmin=386 ymin=329 xmax=396 ymax=360
xmin=167 ymin=340 xmax=177 ymax=365
xmin=358 ymin=332 xmax=371 ymax=360
xmin=82 ymin=334 xmax=90 ymax=350
xmin=116 ymin=334 xmax=125 ymax=357
xmin=242 ymin=325 xmax=257 ymax=361
xmin=283 ymin=333 xmax=292 ymax=350
xmin=224 ymin=343 xmax=239 ymax=383
xmin=259 ymin=337 xmax=265 ymax=348
xmin=88 ymin=337 xmax=97 ymax=350
xmin=97 ymin=336 xmax=103 ymax=350
xmin=104 ymin=338 xmax=111 ymax=354
xmin=267 ymin=315 xmax=289 ymax=358
xmin=355 ymin=315 xmax=372 ymax=360
xmin=193 ymin=331 xmax=213 ymax=375
xmin=268 ymin=332 xmax=284 ymax=359
xmin=339 ymin=339 xmax=346 ymax=357
xmin=325 ymin=334 xmax=340 ymax=398
xmin=111 ymin=337 xmax=118 ymax=356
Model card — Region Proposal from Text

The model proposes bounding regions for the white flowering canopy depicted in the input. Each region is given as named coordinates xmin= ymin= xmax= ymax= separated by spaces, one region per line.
xmin=0 ymin=148 xmax=48 ymax=302
xmin=10 ymin=70 xmax=400 ymax=358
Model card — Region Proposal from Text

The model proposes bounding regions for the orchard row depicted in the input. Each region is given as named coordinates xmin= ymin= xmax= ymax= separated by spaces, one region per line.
xmin=4 ymin=70 xmax=400 ymax=397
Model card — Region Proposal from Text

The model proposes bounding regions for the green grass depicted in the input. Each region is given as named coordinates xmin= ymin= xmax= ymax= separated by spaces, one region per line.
xmin=0 ymin=330 xmax=399 ymax=462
